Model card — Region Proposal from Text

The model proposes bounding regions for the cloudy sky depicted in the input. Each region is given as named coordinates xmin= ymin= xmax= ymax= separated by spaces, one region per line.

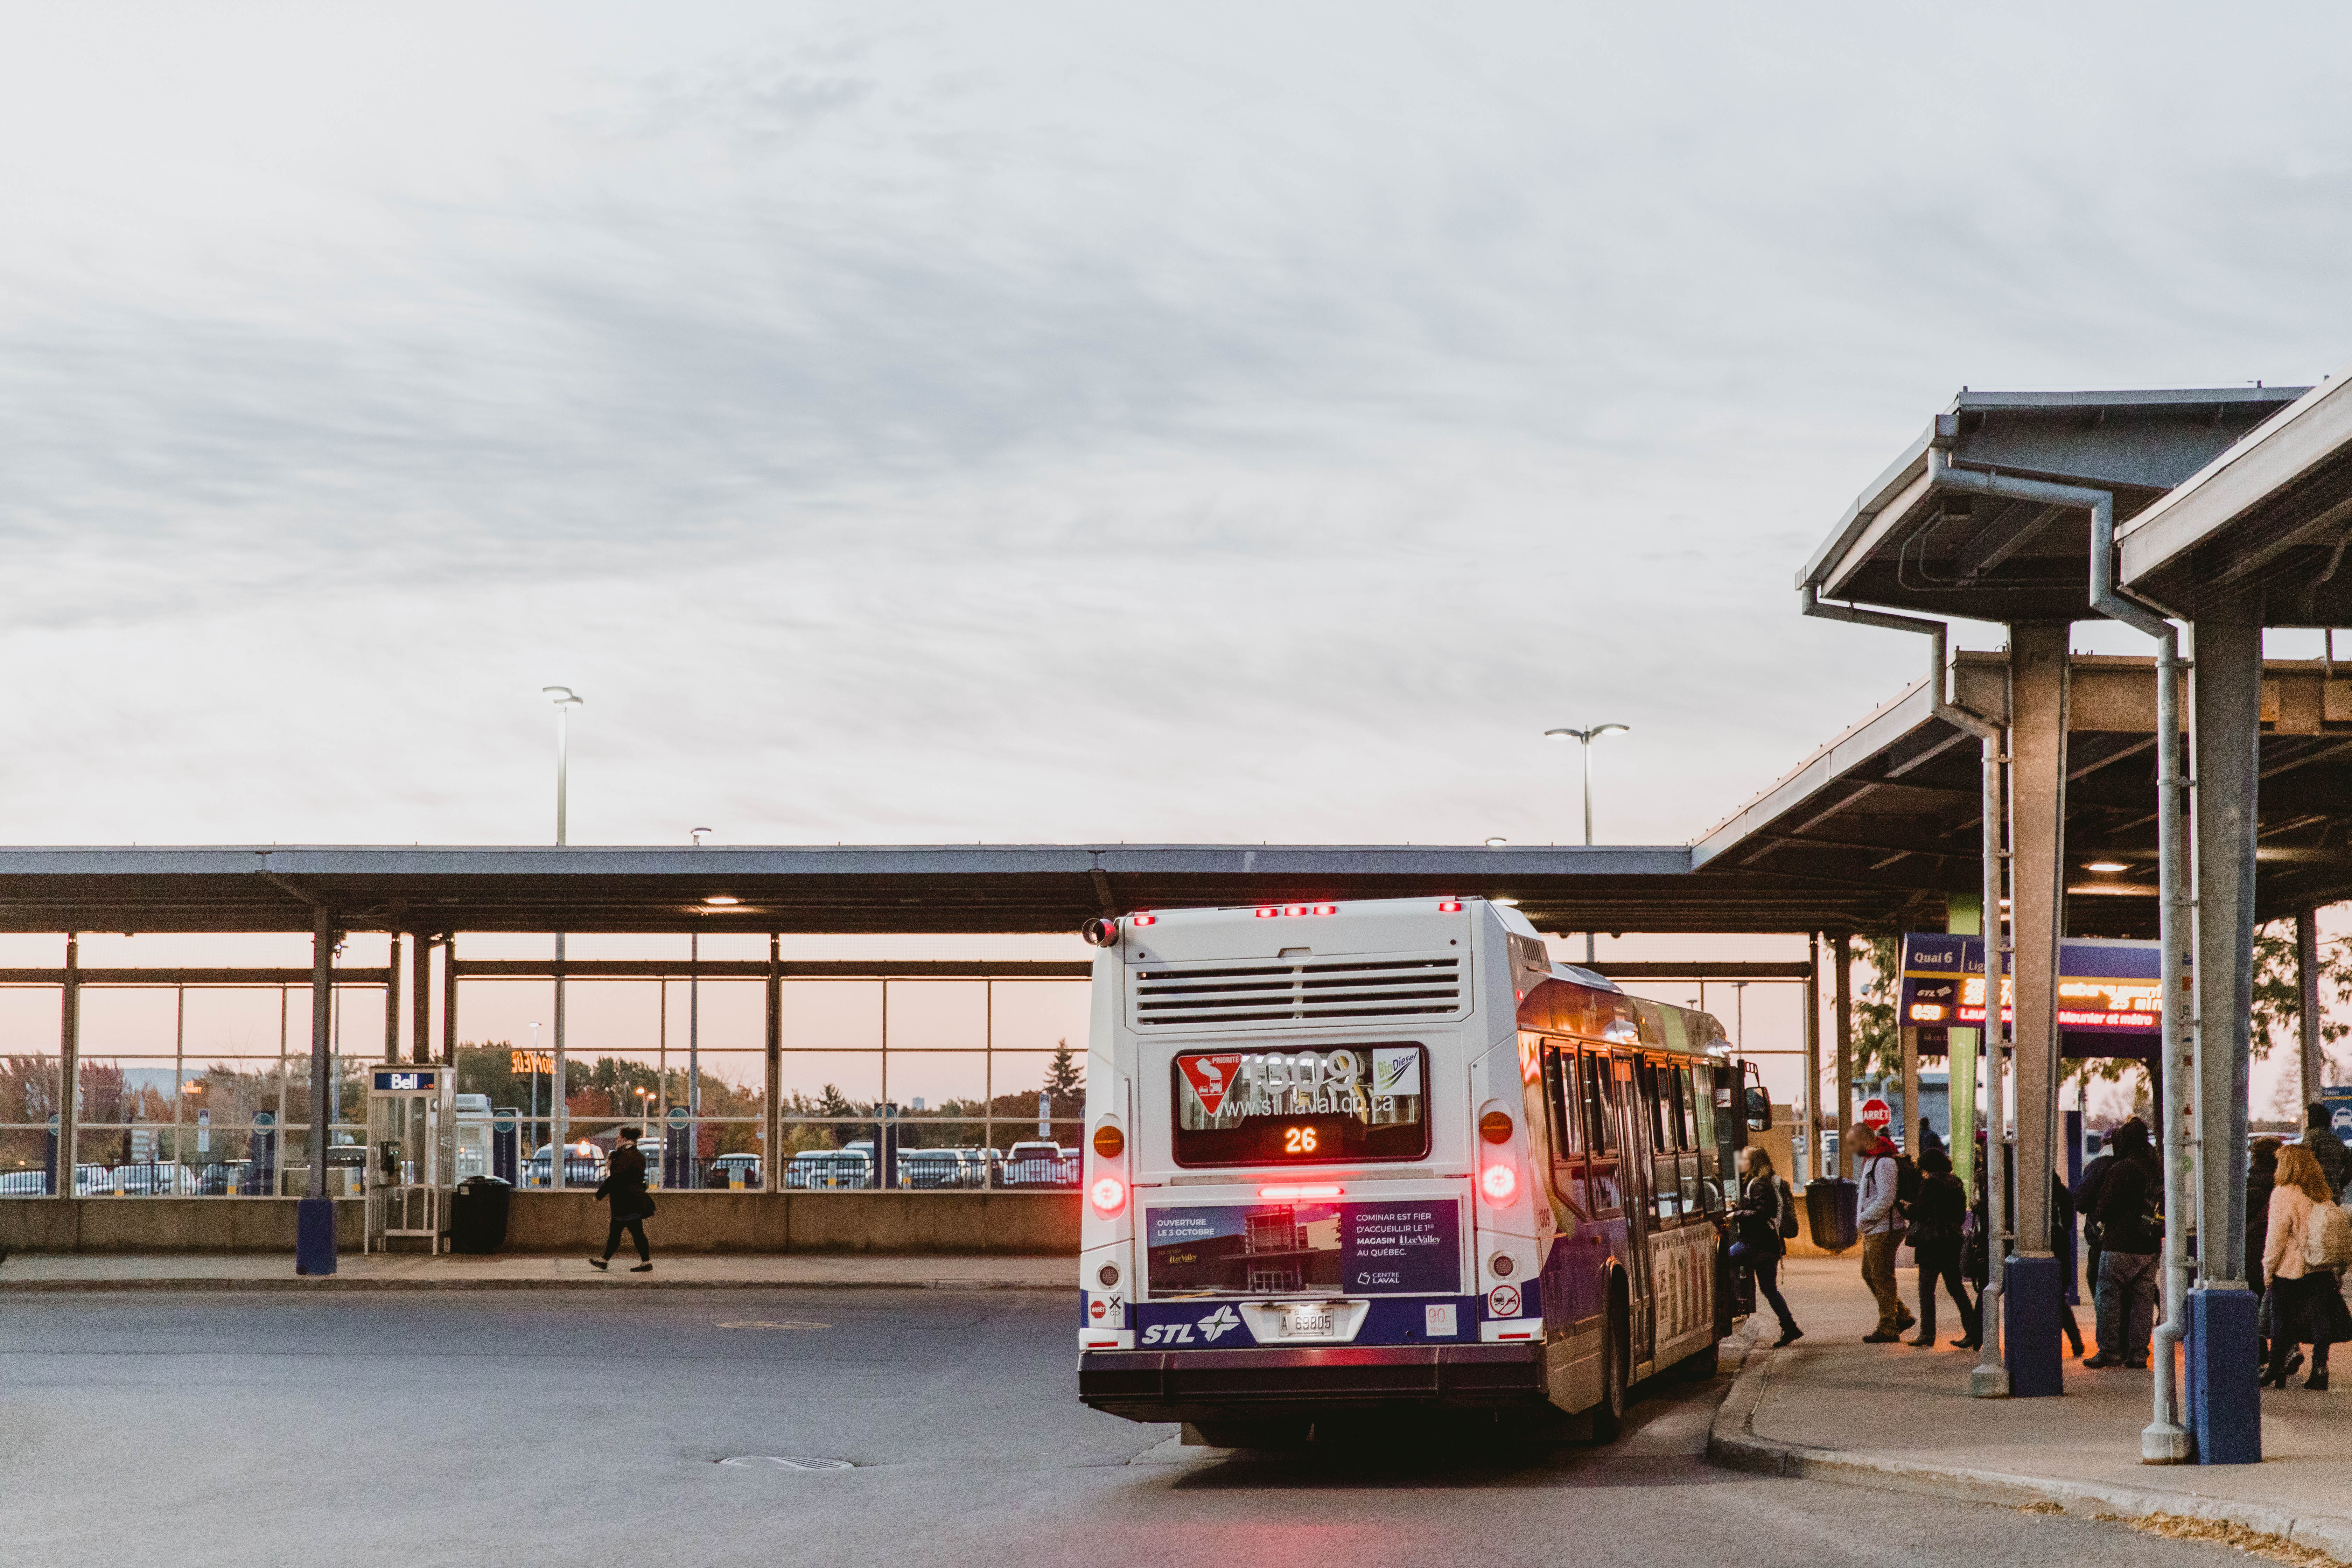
xmin=6 ymin=4 xmax=2352 ymax=852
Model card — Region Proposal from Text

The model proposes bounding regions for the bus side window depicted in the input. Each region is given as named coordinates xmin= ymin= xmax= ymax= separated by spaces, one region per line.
xmin=1581 ymin=1050 xmax=1622 ymax=1215
xmin=1544 ymin=1043 xmax=1586 ymax=1215
xmin=1637 ymin=1060 xmax=1678 ymax=1221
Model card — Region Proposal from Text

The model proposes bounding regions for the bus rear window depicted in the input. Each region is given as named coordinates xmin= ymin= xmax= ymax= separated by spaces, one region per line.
xmin=1170 ymin=1045 xmax=1430 ymax=1166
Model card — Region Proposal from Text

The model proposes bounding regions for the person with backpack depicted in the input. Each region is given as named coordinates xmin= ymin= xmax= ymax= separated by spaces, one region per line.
xmin=1855 ymin=1125 xmax=1916 ymax=1343
xmin=2302 ymin=1103 xmax=2351 ymax=1200
xmin=2073 ymin=1120 xmax=2138 ymax=1329
xmin=2263 ymin=1142 xmax=2352 ymax=1391
xmin=1905 ymin=1144 xmax=1978 ymax=1349
xmin=1732 ymin=1149 xmax=1802 ymax=1348
xmin=587 ymin=1126 xmax=657 ymax=1274
xmin=2085 ymin=1119 xmax=2160 ymax=1369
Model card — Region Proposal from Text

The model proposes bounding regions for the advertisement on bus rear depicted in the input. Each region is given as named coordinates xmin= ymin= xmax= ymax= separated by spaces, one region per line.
xmin=1143 ymin=1197 xmax=1461 ymax=1298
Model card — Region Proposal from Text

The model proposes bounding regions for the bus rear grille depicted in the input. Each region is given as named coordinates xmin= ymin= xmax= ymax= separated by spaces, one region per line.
xmin=1132 ymin=957 xmax=1463 ymax=1027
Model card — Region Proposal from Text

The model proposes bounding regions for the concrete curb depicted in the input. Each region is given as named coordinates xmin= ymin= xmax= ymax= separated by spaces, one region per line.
xmin=0 ymin=1274 xmax=1066 ymax=1294
xmin=1704 ymin=1334 xmax=2352 ymax=1563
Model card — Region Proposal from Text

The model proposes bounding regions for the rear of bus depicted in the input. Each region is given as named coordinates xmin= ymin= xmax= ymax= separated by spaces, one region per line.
xmin=1073 ymin=896 xmax=1554 ymax=1442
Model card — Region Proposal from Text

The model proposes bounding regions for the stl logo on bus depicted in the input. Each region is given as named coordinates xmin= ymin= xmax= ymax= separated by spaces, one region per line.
xmin=1178 ymin=1054 xmax=1244 ymax=1116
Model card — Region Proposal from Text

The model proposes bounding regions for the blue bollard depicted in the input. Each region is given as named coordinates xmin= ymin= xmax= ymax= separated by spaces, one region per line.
xmin=295 ymin=1195 xmax=338 ymax=1276
xmin=2004 ymin=1253 xmax=2066 ymax=1397
xmin=2188 ymin=1285 xmax=2260 ymax=1464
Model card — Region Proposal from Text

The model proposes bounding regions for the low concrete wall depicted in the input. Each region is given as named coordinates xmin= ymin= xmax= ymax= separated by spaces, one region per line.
xmin=0 ymin=1192 xmax=1079 ymax=1255
xmin=0 ymin=1198 xmax=366 ymax=1254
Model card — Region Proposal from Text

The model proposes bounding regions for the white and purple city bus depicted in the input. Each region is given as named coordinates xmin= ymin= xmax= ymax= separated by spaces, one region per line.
xmin=1074 ymin=895 xmax=1760 ymax=1444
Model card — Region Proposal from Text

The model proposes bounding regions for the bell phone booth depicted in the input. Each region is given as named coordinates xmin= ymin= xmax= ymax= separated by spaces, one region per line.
xmin=367 ymin=1068 xmax=455 ymax=1253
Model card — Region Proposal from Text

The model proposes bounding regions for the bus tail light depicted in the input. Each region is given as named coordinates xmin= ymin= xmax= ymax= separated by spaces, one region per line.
xmin=1479 ymin=1163 xmax=1517 ymax=1205
xmin=1090 ymin=1175 xmax=1127 ymax=1216
xmin=1437 ymin=900 xmax=1462 ymax=913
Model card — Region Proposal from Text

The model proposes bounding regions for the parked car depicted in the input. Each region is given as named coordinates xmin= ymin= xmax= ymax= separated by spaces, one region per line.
xmin=74 ymin=1163 xmax=112 ymax=1196
xmin=112 ymin=1162 xmax=199 ymax=1196
xmin=195 ymin=1160 xmax=253 ymax=1195
xmin=707 ymin=1153 xmax=762 ymax=1189
xmin=523 ymin=1147 xmax=606 ymax=1188
xmin=896 ymin=1148 xmax=970 ymax=1190
xmin=997 ymin=1141 xmax=1077 ymax=1188
xmin=785 ymin=1149 xmax=872 ymax=1190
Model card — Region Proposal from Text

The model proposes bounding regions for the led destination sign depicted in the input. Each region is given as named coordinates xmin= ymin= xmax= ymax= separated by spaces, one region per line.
xmin=1896 ymin=934 xmax=2182 ymax=1059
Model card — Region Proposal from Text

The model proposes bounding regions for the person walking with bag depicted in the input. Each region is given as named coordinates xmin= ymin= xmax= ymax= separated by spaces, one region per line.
xmin=588 ymin=1126 xmax=657 ymax=1274
xmin=2085 ymin=1119 xmax=2160 ymax=1369
xmin=1734 ymin=1150 xmax=1802 ymax=1348
xmin=2263 ymin=1143 xmax=2352 ymax=1390
xmin=1855 ymin=1126 xmax=1916 ymax=1344
xmin=1906 ymin=1145 xmax=1978 ymax=1349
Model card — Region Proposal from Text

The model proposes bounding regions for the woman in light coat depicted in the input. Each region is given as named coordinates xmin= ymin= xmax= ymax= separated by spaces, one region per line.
xmin=2263 ymin=1143 xmax=2338 ymax=1391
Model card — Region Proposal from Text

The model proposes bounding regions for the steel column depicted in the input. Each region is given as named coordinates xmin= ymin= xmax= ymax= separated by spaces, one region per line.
xmin=385 ymin=933 xmax=403 ymax=1065
xmin=57 ymin=933 xmax=79 ymax=1195
xmin=551 ymin=932 xmax=567 ymax=1188
xmin=1804 ymin=932 xmax=1821 ymax=1185
xmin=2300 ymin=908 xmax=2326 ymax=1112
xmin=412 ymin=931 xmax=433 ymax=1065
xmin=1835 ymin=934 xmax=1853 ymax=1177
xmin=765 ymin=932 xmax=782 ymax=1195
xmin=308 ymin=906 xmax=333 ymax=1200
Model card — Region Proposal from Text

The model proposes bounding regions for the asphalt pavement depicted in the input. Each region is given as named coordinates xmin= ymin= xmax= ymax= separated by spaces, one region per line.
xmin=0 ymin=1291 xmax=2278 ymax=1568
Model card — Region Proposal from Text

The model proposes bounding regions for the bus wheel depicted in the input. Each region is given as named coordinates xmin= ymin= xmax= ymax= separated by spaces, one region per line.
xmin=1590 ymin=1302 xmax=1629 ymax=1443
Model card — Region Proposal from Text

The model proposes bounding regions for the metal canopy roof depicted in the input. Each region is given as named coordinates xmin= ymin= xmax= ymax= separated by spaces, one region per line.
xmin=1801 ymin=386 xmax=2305 ymax=622
xmin=1692 ymin=652 xmax=2352 ymax=935
xmin=0 ymin=841 xmax=1924 ymax=939
xmin=2119 ymin=370 xmax=2352 ymax=622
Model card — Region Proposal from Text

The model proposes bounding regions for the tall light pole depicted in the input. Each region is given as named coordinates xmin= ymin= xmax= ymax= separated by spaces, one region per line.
xmin=690 ymin=827 xmax=713 ymax=1187
xmin=1544 ymin=723 xmax=1630 ymax=962
xmin=541 ymin=686 xmax=582 ymax=1188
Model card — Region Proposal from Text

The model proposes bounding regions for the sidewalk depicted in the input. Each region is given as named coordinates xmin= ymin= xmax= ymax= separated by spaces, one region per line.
xmin=1713 ymin=1255 xmax=2352 ymax=1561
xmin=0 ymin=1251 xmax=1071 ymax=1292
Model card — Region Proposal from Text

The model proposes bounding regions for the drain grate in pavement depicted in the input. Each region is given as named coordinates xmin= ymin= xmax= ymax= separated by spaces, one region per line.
xmin=718 ymin=1456 xmax=855 ymax=1471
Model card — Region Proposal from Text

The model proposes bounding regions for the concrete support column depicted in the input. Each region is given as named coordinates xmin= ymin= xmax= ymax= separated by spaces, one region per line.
xmin=385 ymin=932 xmax=403 ymax=1064
xmin=1835 ymin=934 xmax=1854 ymax=1177
xmin=2191 ymin=606 xmax=2260 ymax=1282
xmin=412 ymin=930 xmax=433 ymax=1066
xmin=765 ymin=932 xmax=782 ymax=1195
xmin=2300 ymin=909 xmax=2326 ymax=1112
xmin=441 ymin=932 xmax=457 ymax=1065
xmin=2189 ymin=598 xmax=2262 ymax=1464
xmin=551 ymin=932 xmax=568 ymax=1189
xmin=57 ymin=932 xmax=79 ymax=1196
xmin=2008 ymin=621 xmax=2070 ymax=1259
xmin=296 ymin=905 xmax=338 ymax=1275
xmin=1804 ymin=932 xmax=1822 ymax=1185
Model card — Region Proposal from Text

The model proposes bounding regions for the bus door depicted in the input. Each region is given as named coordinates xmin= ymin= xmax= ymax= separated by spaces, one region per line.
xmin=1609 ymin=1052 xmax=1655 ymax=1366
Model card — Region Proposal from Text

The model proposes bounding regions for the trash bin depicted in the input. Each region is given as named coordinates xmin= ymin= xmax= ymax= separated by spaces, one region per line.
xmin=448 ymin=1174 xmax=513 ymax=1255
xmin=1805 ymin=1177 xmax=1859 ymax=1253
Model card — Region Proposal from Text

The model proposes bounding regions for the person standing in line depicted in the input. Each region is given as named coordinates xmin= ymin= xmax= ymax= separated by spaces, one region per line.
xmin=2302 ymin=1104 xmax=2351 ymax=1200
xmin=2263 ymin=1143 xmax=2344 ymax=1391
xmin=2247 ymin=1138 xmax=2298 ymax=1379
xmin=1734 ymin=1150 xmax=1803 ymax=1348
xmin=2072 ymin=1121 xmax=2133 ymax=1331
xmin=1905 ymin=1145 xmax=1978 ymax=1349
xmin=2085 ymin=1119 xmax=2160 ymax=1369
xmin=588 ymin=1126 xmax=656 ymax=1274
xmin=1855 ymin=1125 xmax=1916 ymax=1344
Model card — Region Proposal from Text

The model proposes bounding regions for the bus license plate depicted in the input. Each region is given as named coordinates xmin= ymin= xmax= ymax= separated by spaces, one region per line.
xmin=1279 ymin=1306 xmax=1337 ymax=1339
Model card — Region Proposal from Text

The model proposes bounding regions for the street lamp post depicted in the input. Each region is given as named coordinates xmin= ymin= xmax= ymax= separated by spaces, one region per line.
xmin=690 ymin=827 xmax=712 ymax=1188
xmin=541 ymin=686 xmax=582 ymax=1189
xmin=1544 ymin=723 xmax=1630 ymax=962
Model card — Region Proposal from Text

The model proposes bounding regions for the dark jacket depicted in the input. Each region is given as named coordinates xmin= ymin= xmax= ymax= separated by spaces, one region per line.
xmin=2073 ymin=1152 xmax=2117 ymax=1247
xmin=2096 ymin=1153 xmax=2161 ymax=1255
xmin=2304 ymin=1131 xmax=2351 ymax=1198
xmin=1908 ymin=1171 xmax=1967 ymax=1254
xmin=596 ymin=1142 xmax=652 ymax=1219
xmin=2248 ymin=1154 xmax=2279 ymax=1285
